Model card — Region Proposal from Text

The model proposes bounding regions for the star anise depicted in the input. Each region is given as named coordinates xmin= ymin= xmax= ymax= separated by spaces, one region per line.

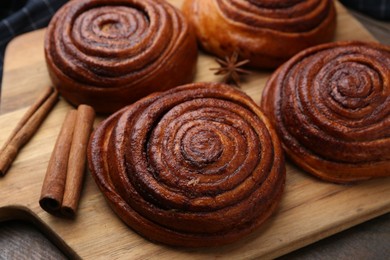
xmin=210 ymin=51 xmax=250 ymax=87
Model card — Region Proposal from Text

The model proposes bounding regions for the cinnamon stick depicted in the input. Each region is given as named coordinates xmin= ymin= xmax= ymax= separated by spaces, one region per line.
xmin=40 ymin=105 xmax=95 ymax=218
xmin=61 ymin=105 xmax=95 ymax=218
xmin=0 ymin=87 xmax=59 ymax=176
xmin=39 ymin=110 xmax=77 ymax=215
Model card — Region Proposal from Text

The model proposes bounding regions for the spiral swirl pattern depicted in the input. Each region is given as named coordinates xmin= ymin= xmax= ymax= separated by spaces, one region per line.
xmin=261 ymin=41 xmax=390 ymax=183
xmin=88 ymin=83 xmax=285 ymax=247
xmin=182 ymin=0 xmax=336 ymax=68
xmin=45 ymin=0 xmax=197 ymax=114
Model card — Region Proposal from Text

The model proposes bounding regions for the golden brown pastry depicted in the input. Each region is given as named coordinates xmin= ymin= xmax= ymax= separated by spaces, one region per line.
xmin=182 ymin=0 xmax=336 ymax=69
xmin=45 ymin=0 xmax=197 ymax=114
xmin=88 ymin=82 xmax=285 ymax=247
xmin=261 ymin=41 xmax=390 ymax=183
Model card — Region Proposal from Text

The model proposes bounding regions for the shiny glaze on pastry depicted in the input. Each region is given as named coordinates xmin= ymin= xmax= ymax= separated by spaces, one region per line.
xmin=182 ymin=0 xmax=336 ymax=68
xmin=88 ymin=82 xmax=285 ymax=247
xmin=261 ymin=41 xmax=390 ymax=183
xmin=45 ymin=0 xmax=197 ymax=114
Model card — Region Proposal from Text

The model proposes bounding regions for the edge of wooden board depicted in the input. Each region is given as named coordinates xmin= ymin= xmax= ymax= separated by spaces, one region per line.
xmin=0 ymin=1 xmax=389 ymax=259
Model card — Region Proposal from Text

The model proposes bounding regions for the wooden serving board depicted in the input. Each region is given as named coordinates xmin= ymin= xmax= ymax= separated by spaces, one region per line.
xmin=0 ymin=1 xmax=389 ymax=259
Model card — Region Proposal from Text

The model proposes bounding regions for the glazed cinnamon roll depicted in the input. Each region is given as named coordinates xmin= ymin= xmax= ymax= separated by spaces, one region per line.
xmin=88 ymin=82 xmax=285 ymax=247
xmin=45 ymin=0 xmax=197 ymax=114
xmin=182 ymin=0 xmax=336 ymax=68
xmin=261 ymin=41 xmax=390 ymax=183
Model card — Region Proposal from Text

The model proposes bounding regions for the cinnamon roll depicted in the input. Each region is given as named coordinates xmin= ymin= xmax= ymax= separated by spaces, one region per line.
xmin=88 ymin=82 xmax=285 ymax=247
xmin=261 ymin=41 xmax=390 ymax=183
xmin=45 ymin=0 xmax=197 ymax=114
xmin=182 ymin=0 xmax=336 ymax=68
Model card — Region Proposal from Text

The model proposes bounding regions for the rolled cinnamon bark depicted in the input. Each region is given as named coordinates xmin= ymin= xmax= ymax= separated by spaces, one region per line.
xmin=61 ymin=105 xmax=95 ymax=218
xmin=0 ymin=87 xmax=58 ymax=176
xmin=261 ymin=41 xmax=390 ymax=183
xmin=40 ymin=110 xmax=77 ymax=215
xmin=88 ymin=82 xmax=285 ymax=247
xmin=40 ymin=105 xmax=95 ymax=217
xmin=45 ymin=0 xmax=198 ymax=114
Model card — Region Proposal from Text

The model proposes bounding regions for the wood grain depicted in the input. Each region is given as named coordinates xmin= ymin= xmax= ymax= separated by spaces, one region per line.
xmin=0 ymin=1 xmax=389 ymax=259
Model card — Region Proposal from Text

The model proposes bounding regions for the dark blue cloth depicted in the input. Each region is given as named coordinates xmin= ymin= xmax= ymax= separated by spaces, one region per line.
xmin=0 ymin=0 xmax=67 ymax=87
xmin=340 ymin=0 xmax=390 ymax=20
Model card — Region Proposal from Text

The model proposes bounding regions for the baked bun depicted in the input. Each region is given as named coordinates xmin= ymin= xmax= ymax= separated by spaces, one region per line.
xmin=182 ymin=0 xmax=336 ymax=68
xmin=88 ymin=82 xmax=285 ymax=247
xmin=261 ymin=41 xmax=390 ymax=183
xmin=45 ymin=0 xmax=197 ymax=114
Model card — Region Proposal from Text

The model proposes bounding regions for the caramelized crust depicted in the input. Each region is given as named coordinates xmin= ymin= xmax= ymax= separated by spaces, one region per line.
xmin=182 ymin=0 xmax=336 ymax=68
xmin=261 ymin=41 xmax=390 ymax=183
xmin=88 ymin=82 xmax=285 ymax=247
xmin=45 ymin=0 xmax=197 ymax=114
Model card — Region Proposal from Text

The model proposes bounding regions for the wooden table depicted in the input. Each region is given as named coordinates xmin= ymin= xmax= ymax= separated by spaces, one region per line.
xmin=0 ymin=3 xmax=389 ymax=260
